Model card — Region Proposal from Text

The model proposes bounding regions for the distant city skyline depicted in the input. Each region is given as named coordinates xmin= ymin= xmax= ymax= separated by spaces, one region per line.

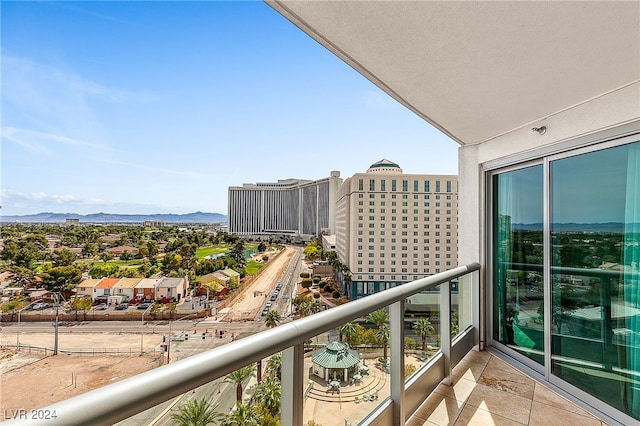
xmin=1 ymin=1 xmax=459 ymax=217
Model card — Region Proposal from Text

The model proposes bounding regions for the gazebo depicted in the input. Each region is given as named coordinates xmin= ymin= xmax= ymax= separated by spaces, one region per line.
xmin=311 ymin=341 xmax=360 ymax=382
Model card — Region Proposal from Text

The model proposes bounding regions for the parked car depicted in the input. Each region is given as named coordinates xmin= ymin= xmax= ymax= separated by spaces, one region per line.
xmin=261 ymin=308 xmax=269 ymax=316
xmin=137 ymin=303 xmax=151 ymax=310
xmin=265 ymin=301 xmax=272 ymax=308
xmin=115 ymin=303 xmax=128 ymax=310
xmin=270 ymin=294 xmax=277 ymax=301
xmin=185 ymin=296 xmax=192 ymax=302
xmin=94 ymin=303 xmax=108 ymax=310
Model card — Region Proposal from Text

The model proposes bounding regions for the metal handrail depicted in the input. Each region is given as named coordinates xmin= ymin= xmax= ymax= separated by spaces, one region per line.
xmin=10 ymin=262 xmax=479 ymax=425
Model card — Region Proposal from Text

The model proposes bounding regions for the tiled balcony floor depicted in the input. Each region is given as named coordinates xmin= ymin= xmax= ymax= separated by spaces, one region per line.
xmin=407 ymin=351 xmax=608 ymax=426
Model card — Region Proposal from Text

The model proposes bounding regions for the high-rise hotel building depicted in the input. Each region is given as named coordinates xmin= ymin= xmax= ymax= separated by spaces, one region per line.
xmin=228 ymin=172 xmax=342 ymax=241
xmin=335 ymin=159 xmax=458 ymax=299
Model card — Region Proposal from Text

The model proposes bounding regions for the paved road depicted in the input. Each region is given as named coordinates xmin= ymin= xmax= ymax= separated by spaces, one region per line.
xmin=1 ymin=246 xmax=309 ymax=425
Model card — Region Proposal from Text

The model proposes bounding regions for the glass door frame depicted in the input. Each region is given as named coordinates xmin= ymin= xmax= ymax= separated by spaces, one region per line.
xmin=484 ymin=126 xmax=640 ymax=425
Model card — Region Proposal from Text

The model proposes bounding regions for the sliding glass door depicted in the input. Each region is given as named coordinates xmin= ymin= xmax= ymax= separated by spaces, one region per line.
xmin=491 ymin=138 xmax=640 ymax=421
xmin=550 ymin=142 xmax=640 ymax=419
xmin=493 ymin=164 xmax=544 ymax=365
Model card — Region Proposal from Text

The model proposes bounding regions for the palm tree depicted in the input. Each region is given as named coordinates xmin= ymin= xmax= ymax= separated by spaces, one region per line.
xmin=376 ymin=323 xmax=390 ymax=360
xmin=368 ymin=310 xmax=390 ymax=360
xmin=266 ymin=352 xmax=282 ymax=380
xmin=264 ymin=310 xmax=281 ymax=328
xmin=221 ymin=403 xmax=259 ymax=426
xmin=252 ymin=375 xmax=281 ymax=416
xmin=225 ymin=365 xmax=255 ymax=405
xmin=170 ymin=397 xmax=224 ymax=426
xmin=339 ymin=321 xmax=357 ymax=345
xmin=412 ymin=318 xmax=435 ymax=351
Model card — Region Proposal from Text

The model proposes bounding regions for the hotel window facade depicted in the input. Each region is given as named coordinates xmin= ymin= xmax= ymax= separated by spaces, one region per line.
xmin=334 ymin=159 xmax=458 ymax=299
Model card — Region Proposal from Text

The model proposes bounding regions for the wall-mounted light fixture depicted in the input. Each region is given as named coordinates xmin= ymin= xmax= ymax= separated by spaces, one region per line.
xmin=532 ymin=126 xmax=547 ymax=135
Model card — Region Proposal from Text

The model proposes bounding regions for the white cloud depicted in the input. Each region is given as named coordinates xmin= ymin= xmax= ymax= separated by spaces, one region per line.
xmin=1 ymin=127 xmax=107 ymax=154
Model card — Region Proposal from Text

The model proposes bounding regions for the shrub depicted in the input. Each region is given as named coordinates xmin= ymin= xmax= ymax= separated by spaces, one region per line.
xmin=300 ymin=272 xmax=310 ymax=278
xmin=313 ymin=292 xmax=320 ymax=299
xmin=323 ymin=284 xmax=333 ymax=292
xmin=312 ymin=276 xmax=321 ymax=283
xmin=332 ymin=290 xmax=341 ymax=298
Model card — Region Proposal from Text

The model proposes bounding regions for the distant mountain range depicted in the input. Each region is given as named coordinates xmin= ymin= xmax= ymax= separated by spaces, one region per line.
xmin=0 ymin=211 xmax=227 ymax=224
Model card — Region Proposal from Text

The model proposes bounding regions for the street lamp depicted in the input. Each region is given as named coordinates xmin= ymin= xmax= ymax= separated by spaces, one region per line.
xmin=140 ymin=303 xmax=155 ymax=353
xmin=166 ymin=313 xmax=199 ymax=364
xmin=16 ymin=299 xmax=42 ymax=348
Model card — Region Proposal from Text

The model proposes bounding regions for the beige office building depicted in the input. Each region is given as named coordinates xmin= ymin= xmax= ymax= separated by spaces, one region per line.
xmin=335 ymin=159 xmax=457 ymax=299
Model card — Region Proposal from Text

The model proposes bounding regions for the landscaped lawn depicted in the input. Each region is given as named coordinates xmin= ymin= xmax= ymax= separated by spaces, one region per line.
xmin=195 ymin=245 xmax=230 ymax=259
xmin=245 ymin=261 xmax=264 ymax=275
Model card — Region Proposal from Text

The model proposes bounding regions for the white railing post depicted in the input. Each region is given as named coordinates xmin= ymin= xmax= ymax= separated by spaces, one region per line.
xmin=390 ymin=300 xmax=405 ymax=424
xmin=282 ymin=342 xmax=304 ymax=426
xmin=440 ymin=281 xmax=452 ymax=386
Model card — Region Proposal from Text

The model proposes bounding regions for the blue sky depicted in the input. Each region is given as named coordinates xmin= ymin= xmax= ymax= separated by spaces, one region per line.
xmin=1 ymin=1 xmax=459 ymax=216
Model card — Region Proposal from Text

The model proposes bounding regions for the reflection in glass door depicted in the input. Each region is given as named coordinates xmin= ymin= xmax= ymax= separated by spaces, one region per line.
xmin=493 ymin=165 xmax=544 ymax=365
xmin=550 ymin=142 xmax=640 ymax=419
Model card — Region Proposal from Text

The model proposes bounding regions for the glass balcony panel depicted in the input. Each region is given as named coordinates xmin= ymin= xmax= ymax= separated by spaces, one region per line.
xmin=405 ymin=294 xmax=441 ymax=382
xmin=308 ymin=321 xmax=389 ymax=425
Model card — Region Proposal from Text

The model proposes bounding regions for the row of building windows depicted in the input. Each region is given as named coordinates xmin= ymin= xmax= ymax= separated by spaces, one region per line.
xmin=357 ymin=194 xmax=455 ymax=200
xmin=358 ymin=179 xmax=455 ymax=193
xmin=356 ymin=253 xmax=453 ymax=260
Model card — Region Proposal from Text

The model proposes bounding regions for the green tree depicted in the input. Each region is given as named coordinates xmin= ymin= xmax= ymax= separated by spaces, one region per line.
xmin=221 ymin=403 xmax=258 ymax=426
xmin=13 ymin=242 xmax=43 ymax=269
xmin=170 ymin=397 xmax=224 ymax=426
xmin=412 ymin=318 xmax=434 ymax=351
xmin=252 ymin=375 xmax=281 ymax=417
xmin=66 ymin=297 xmax=93 ymax=321
xmin=229 ymin=240 xmax=246 ymax=267
xmin=100 ymin=252 xmax=115 ymax=263
xmin=8 ymin=266 xmax=38 ymax=288
xmin=266 ymin=353 xmax=282 ymax=380
xmin=166 ymin=301 xmax=177 ymax=319
xmin=225 ymin=365 xmax=255 ymax=405
xmin=52 ymin=248 xmax=78 ymax=267
xmin=368 ymin=310 xmax=390 ymax=360
xmin=119 ymin=250 xmax=134 ymax=262
xmin=264 ymin=310 xmax=282 ymax=328
xmin=0 ymin=296 xmax=28 ymax=313
xmin=40 ymin=265 xmax=82 ymax=291
xmin=376 ymin=323 xmax=390 ymax=361
xmin=257 ymin=242 xmax=267 ymax=252
xmin=339 ymin=321 xmax=357 ymax=345
xmin=81 ymin=242 xmax=98 ymax=259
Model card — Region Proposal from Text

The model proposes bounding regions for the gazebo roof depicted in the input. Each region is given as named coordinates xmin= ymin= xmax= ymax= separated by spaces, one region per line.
xmin=311 ymin=341 xmax=360 ymax=369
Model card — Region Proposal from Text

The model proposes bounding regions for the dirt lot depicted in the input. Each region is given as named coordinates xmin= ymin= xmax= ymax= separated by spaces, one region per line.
xmin=0 ymin=349 xmax=163 ymax=413
xmin=0 ymin=248 xmax=296 ymax=415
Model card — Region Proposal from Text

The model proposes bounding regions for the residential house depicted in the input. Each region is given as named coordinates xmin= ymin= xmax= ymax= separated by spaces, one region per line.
xmin=218 ymin=269 xmax=240 ymax=287
xmin=112 ymin=278 xmax=142 ymax=303
xmin=134 ymin=278 xmax=162 ymax=301
xmin=156 ymin=277 xmax=187 ymax=301
xmin=92 ymin=278 xmax=120 ymax=302
xmin=76 ymin=279 xmax=103 ymax=298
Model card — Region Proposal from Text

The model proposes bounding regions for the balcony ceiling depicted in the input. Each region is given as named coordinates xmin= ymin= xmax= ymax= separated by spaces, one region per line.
xmin=267 ymin=1 xmax=640 ymax=146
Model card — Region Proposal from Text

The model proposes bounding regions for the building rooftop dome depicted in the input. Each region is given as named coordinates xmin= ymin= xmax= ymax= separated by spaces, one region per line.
xmin=367 ymin=158 xmax=403 ymax=174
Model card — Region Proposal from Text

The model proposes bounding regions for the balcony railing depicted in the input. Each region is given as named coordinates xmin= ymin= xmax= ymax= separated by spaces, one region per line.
xmin=7 ymin=262 xmax=480 ymax=425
